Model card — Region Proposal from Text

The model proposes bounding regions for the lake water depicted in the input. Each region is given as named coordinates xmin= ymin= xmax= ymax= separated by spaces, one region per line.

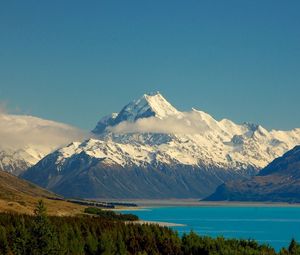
xmin=121 ymin=206 xmax=300 ymax=251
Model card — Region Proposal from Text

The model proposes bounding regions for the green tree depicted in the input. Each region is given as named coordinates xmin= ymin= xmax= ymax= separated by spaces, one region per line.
xmin=30 ymin=200 xmax=60 ymax=255
xmin=288 ymin=238 xmax=300 ymax=255
xmin=56 ymin=223 xmax=68 ymax=255
xmin=68 ymin=224 xmax=85 ymax=254
xmin=12 ymin=217 xmax=29 ymax=255
xmin=0 ymin=226 xmax=9 ymax=255
xmin=279 ymin=248 xmax=289 ymax=255
xmin=116 ymin=231 xmax=127 ymax=255
xmin=85 ymin=230 xmax=98 ymax=255
xmin=99 ymin=232 xmax=117 ymax=255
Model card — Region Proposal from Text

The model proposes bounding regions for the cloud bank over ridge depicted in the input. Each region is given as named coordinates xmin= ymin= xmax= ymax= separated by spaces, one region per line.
xmin=107 ymin=111 xmax=215 ymax=134
xmin=0 ymin=111 xmax=87 ymax=151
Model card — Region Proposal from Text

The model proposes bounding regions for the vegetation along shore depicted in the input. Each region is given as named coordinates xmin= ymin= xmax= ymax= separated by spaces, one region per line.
xmin=0 ymin=200 xmax=300 ymax=255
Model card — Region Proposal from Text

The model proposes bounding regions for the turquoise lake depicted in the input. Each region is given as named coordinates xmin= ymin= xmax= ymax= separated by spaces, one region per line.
xmin=121 ymin=206 xmax=300 ymax=251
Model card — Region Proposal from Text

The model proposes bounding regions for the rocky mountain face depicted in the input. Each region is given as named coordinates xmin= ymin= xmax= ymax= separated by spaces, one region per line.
xmin=204 ymin=146 xmax=300 ymax=202
xmin=22 ymin=139 xmax=250 ymax=199
xmin=22 ymin=92 xmax=300 ymax=199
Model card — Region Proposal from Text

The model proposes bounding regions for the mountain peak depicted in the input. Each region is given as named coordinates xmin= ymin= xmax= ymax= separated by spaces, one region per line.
xmin=93 ymin=92 xmax=179 ymax=134
xmin=115 ymin=91 xmax=179 ymax=121
xmin=138 ymin=92 xmax=179 ymax=118
xmin=143 ymin=91 xmax=161 ymax=97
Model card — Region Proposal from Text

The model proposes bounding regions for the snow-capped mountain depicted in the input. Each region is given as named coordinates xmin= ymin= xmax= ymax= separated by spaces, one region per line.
xmin=22 ymin=92 xmax=300 ymax=198
xmin=0 ymin=148 xmax=43 ymax=176
xmin=93 ymin=92 xmax=300 ymax=170
xmin=0 ymin=112 xmax=86 ymax=175
xmin=92 ymin=92 xmax=180 ymax=134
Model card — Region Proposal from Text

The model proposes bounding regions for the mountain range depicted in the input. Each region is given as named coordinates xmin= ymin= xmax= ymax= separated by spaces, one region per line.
xmin=21 ymin=92 xmax=300 ymax=199
xmin=205 ymin=145 xmax=300 ymax=202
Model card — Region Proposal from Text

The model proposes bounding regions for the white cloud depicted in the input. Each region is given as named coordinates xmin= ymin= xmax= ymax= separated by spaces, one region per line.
xmin=0 ymin=112 xmax=88 ymax=151
xmin=107 ymin=111 xmax=213 ymax=134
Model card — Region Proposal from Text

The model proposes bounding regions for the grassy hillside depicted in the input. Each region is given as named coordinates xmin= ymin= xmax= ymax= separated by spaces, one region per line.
xmin=0 ymin=169 xmax=85 ymax=215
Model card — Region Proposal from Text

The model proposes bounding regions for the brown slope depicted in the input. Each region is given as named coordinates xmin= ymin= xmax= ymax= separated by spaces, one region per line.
xmin=0 ymin=169 xmax=85 ymax=215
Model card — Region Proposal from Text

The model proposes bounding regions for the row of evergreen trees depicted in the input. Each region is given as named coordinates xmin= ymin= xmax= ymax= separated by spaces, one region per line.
xmin=0 ymin=200 xmax=299 ymax=255
xmin=83 ymin=207 xmax=139 ymax=221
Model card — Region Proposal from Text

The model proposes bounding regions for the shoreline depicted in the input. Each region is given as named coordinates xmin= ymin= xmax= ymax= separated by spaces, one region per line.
xmin=97 ymin=198 xmax=300 ymax=208
xmin=128 ymin=220 xmax=186 ymax=227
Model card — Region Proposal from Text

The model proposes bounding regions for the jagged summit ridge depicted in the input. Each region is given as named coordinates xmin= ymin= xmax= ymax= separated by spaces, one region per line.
xmin=92 ymin=92 xmax=179 ymax=134
xmin=67 ymin=92 xmax=300 ymax=170
xmin=93 ymin=92 xmax=261 ymax=137
xmin=141 ymin=92 xmax=179 ymax=118
xmin=116 ymin=92 xmax=179 ymax=120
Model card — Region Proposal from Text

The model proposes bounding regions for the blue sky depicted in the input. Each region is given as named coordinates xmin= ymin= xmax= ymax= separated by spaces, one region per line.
xmin=0 ymin=0 xmax=299 ymax=130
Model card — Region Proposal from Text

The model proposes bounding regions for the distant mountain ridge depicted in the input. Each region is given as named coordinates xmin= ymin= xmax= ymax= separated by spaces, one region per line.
xmin=22 ymin=92 xmax=300 ymax=199
xmin=0 ymin=148 xmax=40 ymax=176
xmin=0 ymin=113 xmax=85 ymax=175
xmin=204 ymin=146 xmax=300 ymax=202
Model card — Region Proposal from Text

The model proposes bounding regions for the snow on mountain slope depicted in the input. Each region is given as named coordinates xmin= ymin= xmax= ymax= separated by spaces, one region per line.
xmin=22 ymin=92 xmax=300 ymax=199
xmin=0 ymin=112 xmax=86 ymax=175
xmin=91 ymin=92 xmax=300 ymax=170
xmin=204 ymin=145 xmax=300 ymax=202
xmin=92 ymin=92 xmax=180 ymax=133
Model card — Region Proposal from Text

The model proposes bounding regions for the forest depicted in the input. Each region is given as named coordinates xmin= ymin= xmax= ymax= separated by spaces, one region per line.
xmin=0 ymin=200 xmax=299 ymax=255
